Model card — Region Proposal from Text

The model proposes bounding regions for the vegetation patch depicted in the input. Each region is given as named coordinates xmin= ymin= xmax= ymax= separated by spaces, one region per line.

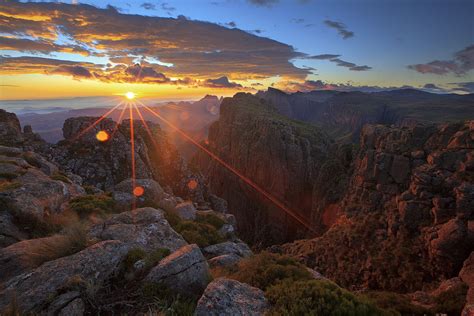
xmin=266 ymin=279 xmax=391 ymax=316
xmin=174 ymin=220 xmax=224 ymax=247
xmin=0 ymin=180 xmax=21 ymax=192
xmin=0 ymin=172 xmax=19 ymax=181
xmin=141 ymin=283 xmax=197 ymax=316
xmin=362 ymin=291 xmax=430 ymax=315
xmin=69 ymin=194 xmax=116 ymax=218
xmin=195 ymin=212 xmax=226 ymax=229
xmin=433 ymin=282 xmax=468 ymax=316
xmin=22 ymin=152 xmax=42 ymax=168
xmin=50 ymin=172 xmax=71 ymax=184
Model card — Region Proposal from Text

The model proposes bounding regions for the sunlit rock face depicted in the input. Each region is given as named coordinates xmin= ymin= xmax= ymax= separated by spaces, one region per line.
xmin=0 ymin=109 xmax=46 ymax=150
xmin=47 ymin=117 xmax=188 ymax=193
xmin=282 ymin=120 xmax=474 ymax=293
xmin=195 ymin=93 xmax=339 ymax=245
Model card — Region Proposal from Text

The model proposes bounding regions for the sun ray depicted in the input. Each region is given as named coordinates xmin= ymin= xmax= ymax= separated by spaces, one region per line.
xmin=72 ymin=101 xmax=124 ymax=141
xmin=136 ymin=100 xmax=316 ymax=234
xmin=128 ymin=102 xmax=137 ymax=210
xmin=110 ymin=102 xmax=128 ymax=139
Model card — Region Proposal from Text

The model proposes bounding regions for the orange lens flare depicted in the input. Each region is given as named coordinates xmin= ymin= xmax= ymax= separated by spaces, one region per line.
xmin=187 ymin=179 xmax=198 ymax=190
xmin=95 ymin=130 xmax=109 ymax=142
xmin=133 ymin=186 xmax=144 ymax=197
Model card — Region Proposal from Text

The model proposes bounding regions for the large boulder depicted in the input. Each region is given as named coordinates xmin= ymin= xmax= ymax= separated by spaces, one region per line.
xmin=0 ymin=109 xmax=23 ymax=146
xmin=174 ymin=201 xmax=197 ymax=220
xmin=195 ymin=278 xmax=269 ymax=316
xmin=112 ymin=178 xmax=165 ymax=209
xmin=89 ymin=207 xmax=187 ymax=252
xmin=460 ymin=252 xmax=474 ymax=305
xmin=207 ymin=253 xmax=242 ymax=268
xmin=202 ymin=240 xmax=253 ymax=259
xmin=145 ymin=244 xmax=210 ymax=295
xmin=0 ymin=240 xmax=129 ymax=314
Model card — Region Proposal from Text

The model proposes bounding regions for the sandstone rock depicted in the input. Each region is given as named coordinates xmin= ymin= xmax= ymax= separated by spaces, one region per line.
xmin=430 ymin=218 xmax=469 ymax=269
xmin=145 ymin=244 xmax=210 ymax=295
xmin=89 ymin=207 xmax=187 ymax=252
xmin=174 ymin=201 xmax=197 ymax=220
xmin=208 ymin=253 xmax=242 ymax=268
xmin=390 ymin=154 xmax=410 ymax=184
xmin=0 ymin=240 xmax=129 ymax=313
xmin=195 ymin=278 xmax=269 ymax=316
xmin=460 ymin=252 xmax=474 ymax=304
xmin=203 ymin=240 xmax=253 ymax=258
xmin=112 ymin=178 xmax=165 ymax=209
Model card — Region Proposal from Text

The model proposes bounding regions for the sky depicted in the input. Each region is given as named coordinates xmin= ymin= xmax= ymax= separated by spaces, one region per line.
xmin=0 ymin=0 xmax=473 ymax=101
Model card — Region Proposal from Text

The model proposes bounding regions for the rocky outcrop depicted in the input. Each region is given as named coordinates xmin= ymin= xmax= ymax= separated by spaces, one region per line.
xmin=195 ymin=278 xmax=269 ymax=316
xmin=112 ymin=178 xmax=165 ymax=209
xmin=460 ymin=252 xmax=474 ymax=306
xmin=0 ymin=240 xmax=129 ymax=314
xmin=0 ymin=109 xmax=46 ymax=149
xmin=89 ymin=207 xmax=187 ymax=252
xmin=196 ymin=93 xmax=333 ymax=244
xmin=282 ymin=121 xmax=474 ymax=292
xmin=145 ymin=244 xmax=210 ymax=295
xmin=202 ymin=240 xmax=253 ymax=259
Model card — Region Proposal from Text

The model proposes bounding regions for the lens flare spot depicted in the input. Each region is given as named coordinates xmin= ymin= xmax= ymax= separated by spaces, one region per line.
xmin=125 ymin=92 xmax=135 ymax=100
xmin=187 ymin=179 xmax=198 ymax=190
xmin=96 ymin=130 xmax=109 ymax=142
xmin=133 ymin=186 xmax=144 ymax=197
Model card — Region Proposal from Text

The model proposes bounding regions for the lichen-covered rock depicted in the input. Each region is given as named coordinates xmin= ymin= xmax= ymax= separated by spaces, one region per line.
xmin=202 ymin=240 xmax=253 ymax=258
xmin=89 ymin=207 xmax=187 ymax=252
xmin=112 ymin=178 xmax=165 ymax=209
xmin=0 ymin=240 xmax=130 ymax=313
xmin=208 ymin=253 xmax=242 ymax=268
xmin=174 ymin=201 xmax=197 ymax=220
xmin=145 ymin=244 xmax=210 ymax=295
xmin=195 ymin=278 xmax=269 ymax=316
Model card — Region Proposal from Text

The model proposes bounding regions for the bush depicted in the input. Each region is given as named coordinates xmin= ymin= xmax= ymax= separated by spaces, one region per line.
xmin=142 ymin=283 xmax=197 ymax=316
xmin=69 ymin=194 xmax=116 ymax=218
xmin=266 ymin=279 xmax=391 ymax=316
xmin=26 ymin=224 xmax=89 ymax=267
xmin=433 ymin=282 xmax=468 ymax=316
xmin=123 ymin=248 xmax=147 ymax=271
xmin=229 ymin=252 xmax=312 ymax=290
xmin=196 ymin=212 xmax=226 ymax=229
xmin=174 ymin=221 xmax=223 ymax=247
xmin=362 ymin=291 xmax=429 ymax=315
xmin=123 ymin=247 xmax=172 ymax=275
xmin=0 ymin=180 xmax=21 ymax=192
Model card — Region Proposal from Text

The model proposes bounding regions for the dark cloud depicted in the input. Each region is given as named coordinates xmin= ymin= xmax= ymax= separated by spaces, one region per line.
xmin=291 ymin=18 xmax=305 ymax=24
xmin=247 ymin=0 xmax=279 ymax=7
xmin=329 ymin=58 xmax=372 ymax=71
xmin=324 ymin=20 xmax=354 ymax=39
xmin=349 ymin=65 xmax=372 ymax=71
xmin=161 ymin=2 xmax=176 ymax=13
xmin=0 ymin=36 xmax=91 ymax=56
xmin=0 ymin=0 xmax=309 ymax=82
xmin=408 ymin=44 xmax=474 ymax=76
xmin=276 ymin=79 xmax=401 ymax=93
xmin=140 ymin=2 xmax=156 ymax=10
xmin=308 ymin=54 xmax=340 ymax=60
xmin=448 ymin=82 xmax=474 ymax=93
xmin=202 ymin=76 xmax=242 ymax=88
xmin=226 ymin=21 xmax=237 ymax=28
xmin=51 ymin=65 xmax=93 ymax=79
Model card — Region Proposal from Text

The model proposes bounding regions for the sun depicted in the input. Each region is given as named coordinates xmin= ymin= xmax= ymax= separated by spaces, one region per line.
xmin=125 ymin=92 xmax=135 ymax=100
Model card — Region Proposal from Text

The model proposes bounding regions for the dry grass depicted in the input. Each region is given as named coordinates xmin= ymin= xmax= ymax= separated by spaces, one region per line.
xmin=24 ymin=223 xmax=89 ymax=267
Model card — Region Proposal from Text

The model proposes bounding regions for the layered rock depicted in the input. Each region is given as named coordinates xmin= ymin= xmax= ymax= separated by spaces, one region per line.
xmin=196 ymin=93 xmax=333 ymax=244
xmin=282 ymin=121 xmax=473 ymax=292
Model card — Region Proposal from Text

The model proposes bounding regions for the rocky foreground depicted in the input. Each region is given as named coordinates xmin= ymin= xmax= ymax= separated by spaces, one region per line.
xmin=1 ymin=106 xmax=473 ymax=315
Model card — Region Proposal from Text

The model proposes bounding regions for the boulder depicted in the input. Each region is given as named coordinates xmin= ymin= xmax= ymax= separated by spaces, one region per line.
xmin=112 ymin=178 xmax=165 ymax=209
xmin=174 ymin=201 xmax=197 ymax=220
xmin=195 ymin=278 xmax=269 ymax=316
xmin=390 ymin=155 xmax=410 ymax=184
xmin=0 ymin=211 xmax=27 ymax=248
xmin=208 ymin=253 xmax=242 ymax=268
xmin=89 ymin=207 xmax=187 ymax=252
xmin=145 ymin=244 xmax=210 ymax=295
xmin=208 ymin=194 xmax=228 ymax=213
xmin=460 ymin=252 xmax=474 ymax=305
xmin=203 ymin=240 xmax=253 ymax=259
xmin=58 ymin=298 xmax=85 ymax=316
xmin=0 ymin=240 xmax=129 ymax=313
xmin=0 ymin=109 xmax=23 ymax=146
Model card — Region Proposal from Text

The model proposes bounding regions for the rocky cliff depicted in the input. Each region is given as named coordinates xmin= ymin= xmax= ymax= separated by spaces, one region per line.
xmin=281 ymin=121 xmax=473 ymax=295
xmin=195 ymin=93 xmax=340 ymax=245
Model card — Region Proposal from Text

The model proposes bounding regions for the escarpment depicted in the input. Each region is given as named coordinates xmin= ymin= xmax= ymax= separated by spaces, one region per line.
xmin=195 ymin=93 xmax=343 ymax=245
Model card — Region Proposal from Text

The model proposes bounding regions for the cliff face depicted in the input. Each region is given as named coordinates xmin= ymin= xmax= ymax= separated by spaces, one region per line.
xmin=196 ymin=93 xmax=336 ymax=245
xmin=282 ymin=121 xmax=474 ymax=292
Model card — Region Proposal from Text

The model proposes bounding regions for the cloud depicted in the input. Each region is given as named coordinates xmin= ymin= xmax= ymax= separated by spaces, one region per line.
xmin=408 ymin=44 xmax=474 ymax=76
xmin=161 ymin=2 xmax=176 ymax=13
xmin=291 ymin=18 xmax=305 ymax=24
xmin=140 ymin=2 xmax=156 ymax=10
xmin=0 ymin=0 xmax=309 ymax=83
xmin=448 ymin=82 xmax=474 ymax=93
xmin=247 ymin=0 xmax=279 ymax=7
xmin=226 ymin=21 xmax=237 ymax=28
xmin=308 ymin=54 xmax=340 ymax=60
xmin=51 ymin=65 xmax=93 ymax=79
xmin=275 ymin=79 xmax=401 ymax=93
xmin=202 ymin=76 xmax=242 ymax=88
xmin=329 ymin=58 xmax=371 ymax=71
xmin=323 ymin=20 xmax=354 ymax=39
xmin=0 ymin=36 xmax=91 ymax=56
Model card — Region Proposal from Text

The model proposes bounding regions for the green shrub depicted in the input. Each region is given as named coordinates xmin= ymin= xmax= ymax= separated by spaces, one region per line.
xmin=142 ymin=283 xmax=197 ymax=316
xmin=50 ymin=172 xmax=71 ymax=184
xmin=433 ymin=282 xmax=468 ymax=316
xmin=230 ymin=252 xmax=312 ymax=290
xmin=174 ymin=221 xmax=224 ymax=247
xmin=69 ymin=194 xmax=116 ymax=218
xmin=123 ymin=248 xmax=147 ymax=271
xmin=145 ymin=248 xmax=171 ymax=268
xmin=362 ymin=291 xmax=429 ymax=315
xmin=266 ymin=279 xmax=391 ymax=316
xmin=123 ymin=247 xmax=171 ymax=274
xmin=196 ymin=212 xmax=226 ymax=229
